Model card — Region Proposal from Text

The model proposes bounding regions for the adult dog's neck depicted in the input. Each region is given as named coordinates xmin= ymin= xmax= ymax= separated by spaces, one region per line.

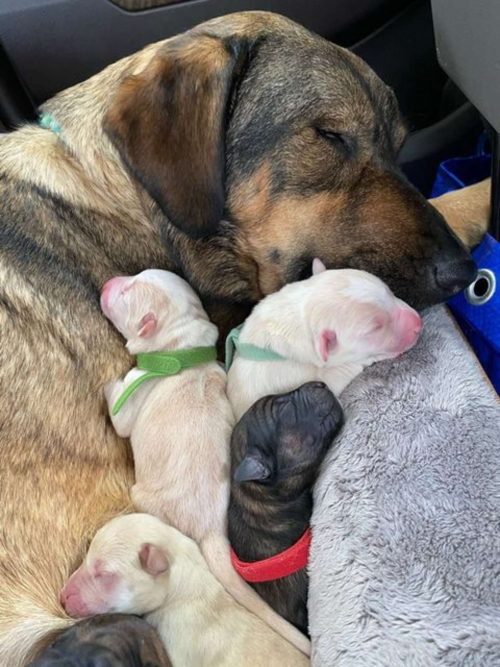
xmin=0 ymin=50 xmax=166 ymax=284
xmin=0 ymin=40 xmax=261 ymax=339
xmin=1 ymin=42 xmax=156 ymax=223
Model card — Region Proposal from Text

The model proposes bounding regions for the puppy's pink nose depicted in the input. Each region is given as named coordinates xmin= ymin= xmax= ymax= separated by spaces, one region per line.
xmin=393 ymin=305 xmax=423 ymax=354
xmin=100 ymin=276 xmax=127 ymax=314
xmin=59 ymin=584 xmax=73 ymax=613
xmin=59 ymin=580 xmax=76 ymax=609
xmin=399 ymin=306 xmax=422 ymax=334
xmin=60 ymin=584 xmax=89 ymax=618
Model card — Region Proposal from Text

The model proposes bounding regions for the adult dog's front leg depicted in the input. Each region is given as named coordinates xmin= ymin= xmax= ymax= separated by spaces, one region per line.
xmin=429 ymin=178 xmax=491 ymax=249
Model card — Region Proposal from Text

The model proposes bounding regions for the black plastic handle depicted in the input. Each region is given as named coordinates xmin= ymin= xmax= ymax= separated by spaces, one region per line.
xmin=0 ymin=40 xmax=37 ymax=131
xmin=490 ymin=129 xmax=500 ymax=241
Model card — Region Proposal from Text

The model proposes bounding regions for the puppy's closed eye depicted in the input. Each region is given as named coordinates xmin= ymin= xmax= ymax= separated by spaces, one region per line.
xmin=91 ymin=563 xmax=119 ymax=593
xmin=365 ymin=313 xmax=389 ymax=336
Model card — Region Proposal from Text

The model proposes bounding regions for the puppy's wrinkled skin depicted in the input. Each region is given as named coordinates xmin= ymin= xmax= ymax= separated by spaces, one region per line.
xmin=29 ymin=615 xmax=172 ymax=666
xmin=98 ymin=269 xmax=309 ymax=655
xmin=227 ymin=261 xmax=422 ymax=419
xmin=0 ymin=11 xmax=478 ymax=663
xmin=229 ymin=382 xmax=344 ymax=634
xmin=60 ymin=514 xmax=308 ymax=667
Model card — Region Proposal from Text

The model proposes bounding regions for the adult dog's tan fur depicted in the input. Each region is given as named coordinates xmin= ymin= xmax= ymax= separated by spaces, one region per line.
xmin=430 ymin=178 xmax=491 ymax=249
xmin=0 ymin=11 xmax=486 ymax=665
xmin=0 ymin=45 xmax=168 ymax=666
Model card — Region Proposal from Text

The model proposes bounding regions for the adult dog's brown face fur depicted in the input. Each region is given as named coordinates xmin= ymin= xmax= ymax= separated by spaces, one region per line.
xmin=104 ymin=11 xmax=476 ymax=311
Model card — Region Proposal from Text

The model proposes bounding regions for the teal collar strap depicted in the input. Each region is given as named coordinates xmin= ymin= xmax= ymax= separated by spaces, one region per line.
xmin=225 ymin=324 xmax=286 ymax=371
xmin=39 ymin=112 xmax=62 ymax=135
xmin=112 ymin=346 xmax=217 ymax=416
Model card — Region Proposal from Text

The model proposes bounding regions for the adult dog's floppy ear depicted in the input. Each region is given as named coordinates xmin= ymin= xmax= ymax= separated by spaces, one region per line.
xmin=104 ymin=33 xmax=254 ymax=239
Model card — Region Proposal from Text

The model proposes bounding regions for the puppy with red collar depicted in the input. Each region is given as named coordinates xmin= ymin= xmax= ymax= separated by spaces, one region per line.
xmin=227 ymin=263 xmax=422 ymax=635
xmin=229 ymin=382 xmax=343 ymax=635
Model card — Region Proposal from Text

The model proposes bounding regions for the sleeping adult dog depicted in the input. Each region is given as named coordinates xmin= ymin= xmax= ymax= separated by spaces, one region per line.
xmin=0 ymin=10 xmax=483 ymax=665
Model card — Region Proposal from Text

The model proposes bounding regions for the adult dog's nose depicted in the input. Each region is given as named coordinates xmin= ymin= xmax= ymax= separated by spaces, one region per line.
xmin=435 ymin=258 xmax=477 ymax=297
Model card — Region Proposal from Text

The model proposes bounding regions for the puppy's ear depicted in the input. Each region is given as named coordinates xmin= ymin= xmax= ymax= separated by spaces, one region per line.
xmin=137 ymin=312 xmax=158 ymax=338
xmin=312 ymin=258 xmax=327 ymax=275
xmin=104 ymin=33 xmax=256 ymax=239
xmin=139 ymin=543 xmax=169 ymax=576
xmin=318 ymin=329 xmax=337 ymax=362
xmin=234 ymin=453 xmax=273 ymax=484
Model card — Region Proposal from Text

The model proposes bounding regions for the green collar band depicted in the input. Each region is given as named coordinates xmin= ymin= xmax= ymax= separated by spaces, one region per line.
xmin=112 ymin=346 xmax=217 ymax=416
xmin=225 ymin=324 xmax=286 ymax=372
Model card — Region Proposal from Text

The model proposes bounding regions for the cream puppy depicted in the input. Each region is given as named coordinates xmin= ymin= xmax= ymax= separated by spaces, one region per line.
xmin=227 ymin=260 xmax=423 ymax=419
xmin=60 ymin=514 xmax=308 ymax=667
xmin=94 ymin=269 xmax=309 ymax=655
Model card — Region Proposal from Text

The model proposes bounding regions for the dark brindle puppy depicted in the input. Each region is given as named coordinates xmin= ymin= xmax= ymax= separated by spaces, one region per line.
xmin=0 ymin=11 xmax=484 ymax=664
xmin=29 ymin=615 xmax=172 ymax=666
xmin=229 ymin=382 xmax=344 ymax=635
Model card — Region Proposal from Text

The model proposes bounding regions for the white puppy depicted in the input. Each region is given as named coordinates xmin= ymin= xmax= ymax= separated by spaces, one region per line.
xmin=89 ymin=269 xmax=309 ymax=654
xmin=59 ymin=514 xmax=308 ymax=667
xmin=227 ymin=260 xmax=422 ymax=419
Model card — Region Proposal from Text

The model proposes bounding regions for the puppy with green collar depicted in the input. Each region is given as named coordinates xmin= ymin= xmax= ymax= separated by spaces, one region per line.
xmin=226 ymin=259 xmax=423 ymax=420
xmin=93 ymin=268 xmax=310 ymax=656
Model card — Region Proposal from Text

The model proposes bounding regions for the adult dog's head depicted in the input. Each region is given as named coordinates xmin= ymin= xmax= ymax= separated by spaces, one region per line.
xmin=104 ymin=11 xmax=475 ymax=311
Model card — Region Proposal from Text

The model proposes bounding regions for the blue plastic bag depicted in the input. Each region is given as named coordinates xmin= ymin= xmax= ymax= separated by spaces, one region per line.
xmin=432 ymin=138 xmax=499 ymax=393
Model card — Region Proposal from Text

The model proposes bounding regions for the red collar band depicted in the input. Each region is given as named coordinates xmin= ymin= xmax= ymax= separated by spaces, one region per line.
xmin=230 ymin=528 xmax=311 ymax=583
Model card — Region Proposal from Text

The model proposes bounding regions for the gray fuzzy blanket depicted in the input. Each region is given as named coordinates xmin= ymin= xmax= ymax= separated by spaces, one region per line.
xmin=309 ymin=306 xmax=500 ymax=667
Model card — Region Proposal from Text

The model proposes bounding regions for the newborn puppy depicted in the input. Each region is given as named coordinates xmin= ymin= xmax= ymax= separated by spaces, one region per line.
xmin=227 ymin=260 xmax=422 ymax=419
xmin=29 ymin=614 xmax=172 ymax=666
xmin=58 ymin=514 xmax=308 ymax=667
xmin=229 ymin=382 xmax=344 ymax=635
xmin=92 ymin=269 xmax=308 ymax=654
